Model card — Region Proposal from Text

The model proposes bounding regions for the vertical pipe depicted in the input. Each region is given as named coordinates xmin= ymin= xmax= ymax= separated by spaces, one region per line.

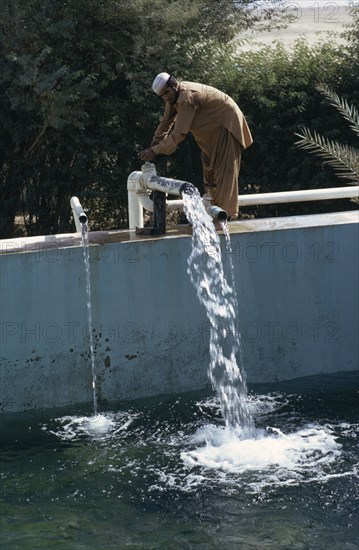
xmin=127 ymin=171 xmax=144 ymax=229
xmin=152 ymin=190 xmax=167 ymax=235
xmin=128 ymin=188 xmax=144 ymax=229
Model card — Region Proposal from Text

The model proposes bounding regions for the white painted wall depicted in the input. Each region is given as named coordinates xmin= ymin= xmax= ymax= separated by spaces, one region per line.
xmin=0 ymin=211 xmax=358 ymax=412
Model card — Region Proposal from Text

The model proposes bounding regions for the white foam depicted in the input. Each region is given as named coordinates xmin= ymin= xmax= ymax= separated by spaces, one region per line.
xmin=84 ymin=414 xmax=115 ymax=435
xmin=181 ymin=423 xmax=342 ymax=485
xmin=43 ymin=411 xmax=138 ymax=441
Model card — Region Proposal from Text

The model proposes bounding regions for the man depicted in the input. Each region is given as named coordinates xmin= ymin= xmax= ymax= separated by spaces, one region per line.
xmin=138 ymin=72 xmax=253 ymax=219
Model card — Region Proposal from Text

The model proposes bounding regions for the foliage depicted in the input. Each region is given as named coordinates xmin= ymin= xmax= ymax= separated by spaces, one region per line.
xmin=0 ymin=0 xmax=358 ymax=236
xmin=295 ymin=85 xmax=359 ymax=189
xmin=225 ymin=35 xmax=359 ymax=217
xmin=0 ymin=0 xmax=255 ymax=237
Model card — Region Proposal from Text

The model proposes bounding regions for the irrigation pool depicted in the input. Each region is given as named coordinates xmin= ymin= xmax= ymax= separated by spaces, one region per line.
xmin=1 ymin=372 xmax=358 ymax=549
xmin=1 ymin=186 xmax=358 ymax=548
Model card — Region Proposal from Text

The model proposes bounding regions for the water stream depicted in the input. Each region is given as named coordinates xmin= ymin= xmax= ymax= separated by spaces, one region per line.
xmin=182 ymin=190 xmax=253 ymax=432
xmin=80 ymin=221 xmax=98 ymax=416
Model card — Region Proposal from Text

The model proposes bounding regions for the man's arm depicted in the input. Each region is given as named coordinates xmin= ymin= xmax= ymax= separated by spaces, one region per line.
xmin=151 ymin=101 xmax=197 ymax=155
xmin=151 ymin=102 xmax=177 ymax=147
xmin=138 ymin=102 xmax=176 ymax=161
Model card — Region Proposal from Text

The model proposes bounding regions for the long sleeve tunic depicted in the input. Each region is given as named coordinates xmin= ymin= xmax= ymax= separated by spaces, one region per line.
xmin=150 ymin=81 xmax=253 ymax=218
xmin=151 ymin=82 xmax=253 ymax=157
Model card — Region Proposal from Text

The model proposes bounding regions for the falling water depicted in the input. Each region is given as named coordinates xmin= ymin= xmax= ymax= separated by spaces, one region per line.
xmin=182 ymin=190 xmax=253 ymax=431
xmin=80 ymin=221 xmax=98 ymax=416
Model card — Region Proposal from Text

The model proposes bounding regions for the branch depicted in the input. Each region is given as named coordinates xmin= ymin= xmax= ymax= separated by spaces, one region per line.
xmin=25 ymin=123 xmax=48 ymax=157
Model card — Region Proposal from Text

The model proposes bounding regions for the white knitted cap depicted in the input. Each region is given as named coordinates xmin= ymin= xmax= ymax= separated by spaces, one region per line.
xmin=152 ymin=72 xmax=170 ymax=95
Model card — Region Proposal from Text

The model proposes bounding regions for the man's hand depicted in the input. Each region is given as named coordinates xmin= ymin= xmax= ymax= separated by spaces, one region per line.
xmin=138 ymin=148 xmax=156 ymax=161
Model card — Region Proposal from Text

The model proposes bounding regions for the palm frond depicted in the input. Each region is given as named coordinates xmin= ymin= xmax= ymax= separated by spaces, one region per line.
xmin=316 ymin=83 xmax=359 ymax=137
xmin=295 ymin=128 xmax=359 ymax=184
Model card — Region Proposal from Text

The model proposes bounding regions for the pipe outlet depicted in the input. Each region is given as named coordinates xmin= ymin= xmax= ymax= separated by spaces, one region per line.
xmin=141 ymin=163 xmax=196 ymax=197
xmin=206 ymin=205 xmax=228 ymax=221
xmin=70 ymin=196 xmax=88 ymax=232
xmin=202 ymin=193 xmax=228 ymax=221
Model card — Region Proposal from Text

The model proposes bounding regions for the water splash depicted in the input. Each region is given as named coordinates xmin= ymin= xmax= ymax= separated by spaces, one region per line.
xmin=181 ymin=421 xmax=344 ymax=492
xmin=178 ymin=197 xmax=348 ymax=487
xmin=43 ymin=411 xmax=138 ymax=441
xmin=81 ymin=221 xmax=97 ymax=416
xmin=183 ymin=191 xmax=253 ymax=431
xmin=39 ymin=390 xmax=356 ymax=500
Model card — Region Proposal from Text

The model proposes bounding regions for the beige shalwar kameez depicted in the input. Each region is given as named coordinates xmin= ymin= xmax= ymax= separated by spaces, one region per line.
xmin=151 ymin=82 xmax=253 ymax=218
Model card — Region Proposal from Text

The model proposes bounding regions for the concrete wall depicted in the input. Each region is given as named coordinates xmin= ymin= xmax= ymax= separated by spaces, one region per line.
xmin=0 ymin=211 xmax=358 ymax=412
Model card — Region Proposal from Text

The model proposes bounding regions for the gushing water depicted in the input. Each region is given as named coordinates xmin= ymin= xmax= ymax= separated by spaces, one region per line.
xmin=81 ymin=221 xmax=98 ymax=416
xmin=183 ymin=190 xmax=253 ymax=432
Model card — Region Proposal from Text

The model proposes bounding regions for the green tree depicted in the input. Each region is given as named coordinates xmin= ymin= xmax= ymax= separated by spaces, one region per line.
xmin=1 ymin=0 xmax=357 ymax=235
xmin=229 ymin=35 xmax=358 ymax=217
xmin=1 ymin=0 xmax=274 ymax=236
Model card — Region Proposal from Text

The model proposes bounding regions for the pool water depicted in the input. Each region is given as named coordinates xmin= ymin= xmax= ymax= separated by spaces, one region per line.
xmin=1 ymin=372 xmax=358 ymax=549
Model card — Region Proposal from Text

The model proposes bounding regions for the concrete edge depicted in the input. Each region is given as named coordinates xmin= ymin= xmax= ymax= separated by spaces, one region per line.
xmin=0 ymin=210 xmax=358 ymax=255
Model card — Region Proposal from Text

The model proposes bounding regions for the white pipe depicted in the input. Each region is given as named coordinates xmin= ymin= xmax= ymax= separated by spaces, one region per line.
xmin=127 ymin=171 xmax=145 ymax=229
xmin=137 ymin=195 xmax=184 ymax=212
xmin=166 ymin=200 xmax=184 ymax=211
xmin=141 ymin=163 xmax=227 ymax=219
xmin=70 ymin=196 xmax=87 ymax=233
xmin=238 ymin=186 xmax=359 ymax=206
xmin=128 ymin=167 xmax=358 ymax=230
xmin=137 ymin=194 xmax=154 ymax=212
xmin=127 ymin=171 xmax=185 ymax=228
xmin=202 ymin=192 xmax=228 ymax=221
xmin=141 ymin=162 xmax=193 ymax=197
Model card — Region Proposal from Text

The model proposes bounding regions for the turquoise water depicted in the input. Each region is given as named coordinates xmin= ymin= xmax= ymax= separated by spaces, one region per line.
xmin=1 ymin=372 xmax=358 ymax=549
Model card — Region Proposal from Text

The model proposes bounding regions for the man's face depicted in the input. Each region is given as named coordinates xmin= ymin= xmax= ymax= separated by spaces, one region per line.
xmin=159 ymin=85 xmax=177 ymax=104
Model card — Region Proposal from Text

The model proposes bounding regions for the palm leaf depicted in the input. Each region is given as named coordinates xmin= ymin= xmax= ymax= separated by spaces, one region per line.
xmin=316 ymin=83 xmax=359 ymax=137
xmin=295 ymin=128 xmax=359 ymax=184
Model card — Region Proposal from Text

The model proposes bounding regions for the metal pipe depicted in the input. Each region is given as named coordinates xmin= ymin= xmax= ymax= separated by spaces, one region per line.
xmin=141 ymin=163 xmax=228 ymax=220
xmin=127 ymin=171 xmax=145 ymax=229
xmin=140 ymin=163 xmax=197 ymax=234
xmin=140 ymin=164 xmax=229 ymax=221
xmin=149 ymin=175 xmax=193 ymax=196
xmin=137 ymin=194 xmax=184 ymax=213
xmin=152 ymin=190 xmax=167 ymax=235
xmin=238 ymin=186 xmax=359 ymax=206
xmin=206 ymin=205 xmax=228 ymax=221
xmin=166 ymin=200 xmax=184 ymax=211
xmin=141 ymin=162 xmax=196 ymax=197
xmin=70 ymin=196 xmax=87 ymax=233
xmin=128 ymin=167 xmax=358 ymax=230
xmin=202 ymin=193 xmax=228 ymax=221
xmin=127 ymin=170 xmax=185 ymax=228
xmin=137 ymin=194 xmax=155 ymax=212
